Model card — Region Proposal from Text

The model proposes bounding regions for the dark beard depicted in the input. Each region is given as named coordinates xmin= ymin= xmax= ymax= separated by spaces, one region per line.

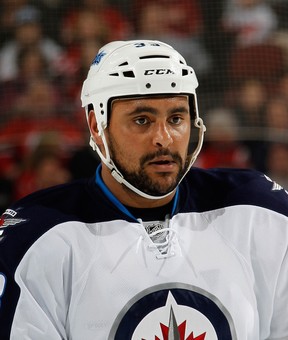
xmin=108 ymin=139 xmax=188 ymax=196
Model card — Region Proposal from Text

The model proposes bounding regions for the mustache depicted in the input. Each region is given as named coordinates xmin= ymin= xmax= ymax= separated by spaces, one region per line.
xmin=140 ymin=149 xmax=183 ymax=166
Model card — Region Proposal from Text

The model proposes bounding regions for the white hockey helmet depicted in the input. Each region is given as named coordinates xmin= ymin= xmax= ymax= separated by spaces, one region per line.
xmin=81 ymin=40 xmax=206 ymax=199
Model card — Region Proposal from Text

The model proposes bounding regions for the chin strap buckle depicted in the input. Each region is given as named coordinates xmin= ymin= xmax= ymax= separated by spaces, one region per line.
xmin=111 ymin=169 xmax=124 ymax=183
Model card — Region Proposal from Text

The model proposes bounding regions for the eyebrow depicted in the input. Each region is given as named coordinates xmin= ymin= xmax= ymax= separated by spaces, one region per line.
xmin=128 ymin=105 xmax=189 ymax=116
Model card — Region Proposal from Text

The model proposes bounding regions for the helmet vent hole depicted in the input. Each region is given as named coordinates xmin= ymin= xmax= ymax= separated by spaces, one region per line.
xmin=146 ymin=83 xmax=151 ymax=88
xmin=182 ymin=69 xmax=188 ymax=76
xmin=119 ymin=61 xmax=128 ymax=66
xmin=171 ymin=82 xmax=176 ymax=88
xmin=109 ymin=72 xmax=119 ymax=77
xmin=123 ymin=71 xmax=135 ymax=78
xmin=101 ymin=110 xmax=104 ymax=115
xmin=139 ymin=55 xmax=170 ymax=60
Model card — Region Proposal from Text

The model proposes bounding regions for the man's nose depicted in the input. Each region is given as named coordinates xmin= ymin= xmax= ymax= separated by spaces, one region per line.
xmin=152 ymin=123 xmax=173 ymax=148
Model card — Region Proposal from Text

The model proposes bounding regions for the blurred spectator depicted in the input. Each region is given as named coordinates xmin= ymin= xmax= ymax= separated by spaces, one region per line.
xmin=266 ymin=0 xmax=288 ymax=29
xmin=60 ymin=0 xmax=131 ymax=47
xmin=0 ymin=45 xmax=55 ymax=122
xmin=222 ymin=0 xmax=278 ymax=47
xmin=227 ymin=43 xmax=286 ymax=93
xmin=265 ymin=96 xmax=288 ymax=131
xmin=31 ymin=0 xmax=65 ymax=41
xmin=231 ymin=78 xmax=267 ymax=127
xmin=200 ymin=0 xmax=229 ymax=92
xmin=196 ymin=107 xmax=251 ymax=169
xmin=58 ymin=0 xmax=131 ymax=95
xmin=57 ymin=8 xmax=110 ymax=94
xmin=266 ymin=143 xmax=288 ymax=189
xmin=0 ymin=0 xmax=29 ymax=45
xmin=133 ymin=0 xmax=203 ymax=37
xmin=263 ymin=95 xmax=288 ymax=169
xmin=229 ymin=78 xmax=268 ymax=170
xmin=277 ymin=71 xmax=288 ymax=98
xmin=13 ymin=77 xmax=61 ymax=118
xmin=13 ymin=132 xmax=72 ymax=200
xmin=60 ymin=8 xmax=109 ymax=64
xmin=61 ymin=39 xmax=102 ymax=119
xmin=227 ymin=42 xmax=285 ymax=90
xmin=36 ymin=0 xmax=63 ymax=7
xmin=16 ymin=44 xmax=50 ymax=80
xmin=130 ymin=0 xmax=212 ymax=76
xmin=0 ymin=4 xmax=63 ymax=81
xmin=0 ymin=77 xmax=83 ymax=161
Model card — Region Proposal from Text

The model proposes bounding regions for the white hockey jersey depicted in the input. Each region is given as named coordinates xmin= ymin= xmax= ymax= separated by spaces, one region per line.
xmin=0 ymin=166 xmax=288 ymax=339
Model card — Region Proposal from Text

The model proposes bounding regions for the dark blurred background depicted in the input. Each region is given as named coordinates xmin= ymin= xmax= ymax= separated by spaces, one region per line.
xmin=1 ymin=0 xmax=288 ymax=213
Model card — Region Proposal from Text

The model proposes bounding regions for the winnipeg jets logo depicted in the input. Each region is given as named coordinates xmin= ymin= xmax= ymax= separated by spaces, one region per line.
xmin=132 ymin=292 xmax=213 ymax=340
xmin=109 ymin=283 xmax=236 ymax=339
xmin=157 ymin=307 xmax=206 ymax=340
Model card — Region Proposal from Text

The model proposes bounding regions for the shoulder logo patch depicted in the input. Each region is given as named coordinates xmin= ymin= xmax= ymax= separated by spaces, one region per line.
xmin=0 ymin=210 xmax=27 ymax=241
xmin=0 ymin=217 xmax=27 ymax=228
xmin=263 ymin=174 xmax=286 ymax=192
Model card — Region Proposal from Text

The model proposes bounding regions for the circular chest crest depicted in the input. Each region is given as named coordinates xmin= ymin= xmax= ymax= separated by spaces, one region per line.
xmin=109 ymin=283 xmax=236 ymax=339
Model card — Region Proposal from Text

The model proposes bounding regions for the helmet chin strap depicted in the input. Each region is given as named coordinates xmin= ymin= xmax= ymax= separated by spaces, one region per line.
xmin=90 ymin=117 xmax=206 ymax=200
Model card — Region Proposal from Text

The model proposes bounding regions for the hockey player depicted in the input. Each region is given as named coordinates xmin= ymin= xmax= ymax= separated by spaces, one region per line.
xmin=0 ymin=40 xmax=287 ymax=339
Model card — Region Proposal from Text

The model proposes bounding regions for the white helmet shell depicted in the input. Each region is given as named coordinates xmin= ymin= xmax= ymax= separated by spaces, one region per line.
xmin=81 ymin=40 xmax=199 ymax=130
xmin=81 ymin=40 xmax=205 ymax=200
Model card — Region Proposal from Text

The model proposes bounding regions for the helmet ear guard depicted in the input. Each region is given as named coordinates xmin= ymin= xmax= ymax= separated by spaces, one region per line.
xmin=86 ymin=105 xmax=112 ymax=166
xmin=81 ymin=40 xmax=206 ymax=199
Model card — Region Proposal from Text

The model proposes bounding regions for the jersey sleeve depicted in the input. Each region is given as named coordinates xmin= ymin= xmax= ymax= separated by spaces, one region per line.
xmin=9 ymin=227 xmax=71 ymax=339
xmin=269 ymin=246 xmax=288 ymax=339
xmin=0 ymin=206 xmax=71 ymax=339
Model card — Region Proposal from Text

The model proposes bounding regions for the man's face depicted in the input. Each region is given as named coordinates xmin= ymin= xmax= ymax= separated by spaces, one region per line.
xmin=106 ymin=95 xmax=191 ymax=196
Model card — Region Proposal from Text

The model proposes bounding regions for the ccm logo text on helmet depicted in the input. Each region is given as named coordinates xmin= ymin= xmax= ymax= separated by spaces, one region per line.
xmin=144 ymin=69 xmax=175 ymax=75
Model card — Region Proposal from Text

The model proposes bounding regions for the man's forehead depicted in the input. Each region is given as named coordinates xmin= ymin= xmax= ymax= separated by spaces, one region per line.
xmin=112 ymin=95 xmax=189 ymax=106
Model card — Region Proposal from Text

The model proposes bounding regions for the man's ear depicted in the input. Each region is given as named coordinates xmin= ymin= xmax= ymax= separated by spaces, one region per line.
xmin=88 ymin=110 xmax=103 ymax=146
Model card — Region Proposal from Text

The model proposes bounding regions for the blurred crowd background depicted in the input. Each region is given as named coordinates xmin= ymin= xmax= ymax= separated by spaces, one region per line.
xmin=1 ymin=0 xmax=288 ymax=213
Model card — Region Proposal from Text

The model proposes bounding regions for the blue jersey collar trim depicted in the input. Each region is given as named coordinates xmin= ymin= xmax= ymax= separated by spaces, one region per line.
xmin=95 ymin=165 xmax=179 ymax=221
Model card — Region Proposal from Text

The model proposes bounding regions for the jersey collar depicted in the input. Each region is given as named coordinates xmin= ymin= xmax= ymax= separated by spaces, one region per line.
xmin=95 ymin=164 xmax=179 ymax=221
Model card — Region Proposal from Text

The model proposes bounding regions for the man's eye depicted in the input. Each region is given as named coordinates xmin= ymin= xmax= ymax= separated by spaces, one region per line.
xmin=135 ymin=117 xmax=148 ymax=125
xmin=169 ymin=116 xmax=182 ymax=125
